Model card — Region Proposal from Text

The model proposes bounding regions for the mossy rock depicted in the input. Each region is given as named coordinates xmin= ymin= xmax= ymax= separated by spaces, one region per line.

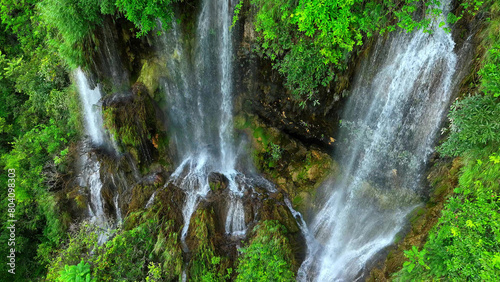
xmin=128 ymin=184 xmax=157 ymax=213
xmin=235 ymin=113 xmax=338 ymax=213
xmin=208 ymin=172 xmax=229 ymax=192
xmin=137 ymin=58 xmax=167 ymax=102
xmin=102 ymin=82 xmax=171 ymax=170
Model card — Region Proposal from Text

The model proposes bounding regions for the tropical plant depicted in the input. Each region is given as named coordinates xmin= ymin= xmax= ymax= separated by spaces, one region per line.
xmin=58 ymin=260 xmax=96 ymax=282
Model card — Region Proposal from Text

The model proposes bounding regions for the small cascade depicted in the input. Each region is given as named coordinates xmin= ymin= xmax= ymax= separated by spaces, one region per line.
xmin=284 ymin=198 xmax=320 ymax=282
xmin=145 ymin=191 xmax=157 ymax=208
xmin=75 ymin=69 xmax=125 ymax=242
xmin=113 ymin=194 xmax=122 ymax=224
xmin=225 ymin=197 xmax=246 ymax=236
xmin=77 ymin=151 xmax=111 ymax=244
xmin=168 ymin=155 xmax=212 ymax=250
xmin=300 ymin=1 xmax=460 ymax=281
xmin=160 ymin=0 xmax=250 ymax=243
xmin=75 ymin=68 xmax=105 ymax=146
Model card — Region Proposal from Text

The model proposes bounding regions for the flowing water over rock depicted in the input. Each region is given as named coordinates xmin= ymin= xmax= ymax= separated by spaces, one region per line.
xmin=75 ymin=69 xmax=110 ymax=242
xmin=77 ymin=150 xmax=111 ymax=244
xmin=299 ymin=2 xmax=459 ymax=281
xmin=75 ymin=70 xmax=125 ymax=243
xmin=75 ymin=68 xmax=105 ymax=146
xmin=160 ymin=0 xmax=253 ymax=243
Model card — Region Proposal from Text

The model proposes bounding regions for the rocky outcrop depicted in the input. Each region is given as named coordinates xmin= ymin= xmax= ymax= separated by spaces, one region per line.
xmin=234 ymin=113 xmax=338 ymax=214
xmin=232 ymin=0 xmax=368 ymax=149
xmin=102 ymin=82 xmax=171 ymax=171
xmin=167 ymin=171 xmax=307 ymax=277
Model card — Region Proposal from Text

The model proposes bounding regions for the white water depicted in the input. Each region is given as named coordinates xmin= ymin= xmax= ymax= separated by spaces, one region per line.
xmin=78 ymin=153 xmax=110 ymax=244
xmin=299 ymin=2 xmax=458 ymax=281
xmin=160 ymin=0 xmax=249 ymax=243
xmin=75 ymin=68 xmax=105 ymax=146
xmin=75 ymin=68 xmax=112 ymax=243
xmin=75 ymin=68 xmax=127 ymax=242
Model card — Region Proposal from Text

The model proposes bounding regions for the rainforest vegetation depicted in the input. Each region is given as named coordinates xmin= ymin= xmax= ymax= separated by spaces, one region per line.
xmin=0 ymin=0 xmax=498 ymax=281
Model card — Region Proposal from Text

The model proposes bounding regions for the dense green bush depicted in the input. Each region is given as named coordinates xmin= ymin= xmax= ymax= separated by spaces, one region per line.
xmin=39 ymin=0 xmax=108 ymax=67
xmin=58 ymin=260 xmax=96 ymax=282
xmin=249 ymin=0 xmax=443 ymax=106
xmin=236 ymin=220 xmax=295 ymax=281
xmin=115 ymin=0 xmax=179 ymax=36
xmin=92 ymin=219 xmax=158 ymax=281
xmin=438 ymin=95 xmax=500 ymax=157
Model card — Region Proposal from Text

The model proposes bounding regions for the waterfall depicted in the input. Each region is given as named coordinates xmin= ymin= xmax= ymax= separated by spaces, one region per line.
xmin=75 ymin=68 xmax=123 ymax=243
xmin=75 ymin=68 xmax=109 ymax=242
xmin=77 ymin=150 xmax=111 ymax=244
xmin=299 ymin=2 xmax=458 ymax=281
xmin=75 ymin=68 xmax=105 ymax=146
xmin=160 ymin=0 xmax=249 ymax=242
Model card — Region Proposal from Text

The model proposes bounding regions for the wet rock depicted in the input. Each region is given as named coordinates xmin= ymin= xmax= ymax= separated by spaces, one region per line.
xmin=127 ymin=183 xmax=156 ymax=213
xmin=235 ymin=113 xmax=338 ymax=213
xmin=137 ymin=58 xmax=166 ymax=100
xmin=154 ymin=183 xmax=186 ymax=230
xmin=102 ymin=82 xmax=171 ymax=170
xmin=208 ymin=172 xmax=229 ymax=192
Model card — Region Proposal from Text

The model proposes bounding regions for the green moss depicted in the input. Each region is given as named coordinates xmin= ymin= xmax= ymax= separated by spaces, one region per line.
xmin=152 ymin=221 xmax=183 ymax=281
xmin=137 ymin=59 xmax=167 ymax=101
xmin=188 ymin=209 xmax=231 ymax=281
xmin=292 ymin=195 xmax=303 ymax=206
xmin=235 ymin=113 xmax=336 ymax=212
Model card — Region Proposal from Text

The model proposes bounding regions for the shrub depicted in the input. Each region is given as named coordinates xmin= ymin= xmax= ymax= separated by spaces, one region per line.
xmin=236 ymin=220 xmax=295 ymax=281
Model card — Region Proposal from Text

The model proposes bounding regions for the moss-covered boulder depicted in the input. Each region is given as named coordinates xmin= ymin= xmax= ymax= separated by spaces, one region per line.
xmin=102 ymin=82 xmax=171 ymax=171
xmin=136 ymin=58 xmax=167 ymax=102
xmin=185 ymin=208 xmax=233 ymax=281
xmin=235 ymin=113 xmax=338 ymax=213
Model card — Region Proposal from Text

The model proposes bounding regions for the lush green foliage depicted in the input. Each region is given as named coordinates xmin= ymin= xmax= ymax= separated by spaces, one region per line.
xmin=39 ymin=0 xmax=177 ymax=67
xmin=0 ymin=2 xmax=82 ymax=278
xmin=39 ymin=0 xmax=107 ymax=67
xmin=438 ymin=95 xmax=500 ymax=157
xmin=46 ymin=224 xmax=99 ymax=281
xmin=236 ymin=220 xmax=295 ymax=281
xmin=47 ymin=211 xmax=184 ymax=281
xmin=249 ymin=0 xmax=443 ymax=106
xmin=92 ymin=219 xmax=158 ymax=281
xmin=397 ymin=150 xmax=500 ymax=281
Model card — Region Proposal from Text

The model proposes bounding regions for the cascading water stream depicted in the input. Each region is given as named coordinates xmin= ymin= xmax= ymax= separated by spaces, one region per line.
xmin=299 ymin=2 xmax=458 ymax=281
xmin=75 ymin=68 xmax=105 ymax=146
xmin=78 ymin=153 xmax=111 ymax=244
xmin=75 ymin=68 xmax=122 ymax=243
xmin=75 ymin=69 xmax=109 ymax=242
xmin=160 ymin=0 xmax=249 ymax=246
